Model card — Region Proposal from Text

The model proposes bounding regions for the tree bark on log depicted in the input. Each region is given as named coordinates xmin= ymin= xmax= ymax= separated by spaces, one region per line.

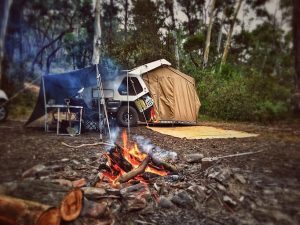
xmin=115 ymin=156 xmax=150 ymax=184
xmin=0 ymin=180 xmax=70 ymax=207
xmin=0 ymin=194 xmax=60 ymax=225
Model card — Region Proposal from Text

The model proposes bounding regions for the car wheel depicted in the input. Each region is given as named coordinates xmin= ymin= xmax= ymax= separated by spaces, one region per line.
xmin=0 ymin=100 xmax=8 ymax=122
xmin=116 ymin=106 xmax=138 ymax=127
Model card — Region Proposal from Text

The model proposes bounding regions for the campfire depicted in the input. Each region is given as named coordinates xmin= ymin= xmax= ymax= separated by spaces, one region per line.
xmin=98 ymin=131 xmax=176 ymax=188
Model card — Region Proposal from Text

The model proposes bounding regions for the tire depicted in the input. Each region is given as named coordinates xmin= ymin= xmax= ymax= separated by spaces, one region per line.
xmin=0 ymin=100 xmax=8 ymax=122
xmin=116 ymin=106 xmax=138 ymax=127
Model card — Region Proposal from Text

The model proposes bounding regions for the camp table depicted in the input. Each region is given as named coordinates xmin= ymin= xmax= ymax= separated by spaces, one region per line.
xmin=45 ymin=104 xmax=83 ymax=135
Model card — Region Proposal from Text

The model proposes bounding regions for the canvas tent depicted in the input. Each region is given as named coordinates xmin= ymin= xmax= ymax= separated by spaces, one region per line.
xmin=131 ymin=59 xmax=201 ymax=124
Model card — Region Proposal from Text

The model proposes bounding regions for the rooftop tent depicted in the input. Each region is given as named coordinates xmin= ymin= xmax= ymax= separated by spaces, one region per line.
xmin=135 ymin=60 xmax=201 ymax=124
xmin=26 ymin=62 xmax=120 ymax=126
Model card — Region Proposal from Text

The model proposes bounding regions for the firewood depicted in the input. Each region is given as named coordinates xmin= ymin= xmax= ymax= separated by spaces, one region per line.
xmin=60 ymin=188 xmax=83 ymax=222
xmin=115 ymin=156 xmax=150 ymax=184
xmin=151 ymin=157 xmax=177 ymax=172
xmin=0 ymin=194 xmax=60 ymax=225
xmin=35 ymin=207 xmax=61 ymax=225
xmin=0 ymin=180 xmax=70 ymax=207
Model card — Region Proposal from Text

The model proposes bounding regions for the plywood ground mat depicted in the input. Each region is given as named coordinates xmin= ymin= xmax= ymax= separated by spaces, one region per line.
xmin=148 ymin=126 xmax=258 ymax=139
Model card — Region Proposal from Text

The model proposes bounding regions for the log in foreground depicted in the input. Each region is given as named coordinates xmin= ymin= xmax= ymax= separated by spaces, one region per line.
xmin=0 ymin=194 xmax=60 ymax=225
xmin=60 ymin=188 xmax=83 ymax=222
xmin=115 ymin=156 xmax=151 ymax=184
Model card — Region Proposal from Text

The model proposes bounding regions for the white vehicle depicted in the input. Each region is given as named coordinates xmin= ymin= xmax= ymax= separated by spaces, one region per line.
xmin=90 ymin=72 xmax=154 ymax=127
xmin=0 ymin=89 xmax=8 ymax=122
xmin=89 ymin=59 xmax=170 ymax=127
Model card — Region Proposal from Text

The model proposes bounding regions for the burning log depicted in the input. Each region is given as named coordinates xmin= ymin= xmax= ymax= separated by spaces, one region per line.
xmin=114 ymin=156 xmax=151 ymax=185
xmin=0 ymin=194 xmax=60 ymax=225
xmin=60 ymin=188 xmax=83 ymax=222
xmin=151 ymin=156 xmax=177 ymax=173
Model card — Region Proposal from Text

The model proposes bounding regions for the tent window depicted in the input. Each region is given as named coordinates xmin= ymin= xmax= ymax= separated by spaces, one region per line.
xmin=118 ymin=77 xmax=143 ymax=95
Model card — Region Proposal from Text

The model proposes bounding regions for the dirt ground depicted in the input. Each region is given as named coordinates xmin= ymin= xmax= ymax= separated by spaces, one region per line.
xmin=0 ymin=120 xmax=300 ymax=225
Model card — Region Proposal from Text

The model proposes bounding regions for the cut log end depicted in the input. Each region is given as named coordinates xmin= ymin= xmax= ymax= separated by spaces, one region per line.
xmin=60 ymin=188 xmax=83 ymax=222
xmin=36 ymin=207 xmax=61 ymax=225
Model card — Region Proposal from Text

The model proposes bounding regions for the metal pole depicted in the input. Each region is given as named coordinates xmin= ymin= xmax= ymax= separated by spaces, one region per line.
xmin=96 ymin=65 xmax=103 ymax=141
xmin=42 ymin=75 xmax=47 ymax=132
xmin=127 ymin=71 xmax=130 ymax=137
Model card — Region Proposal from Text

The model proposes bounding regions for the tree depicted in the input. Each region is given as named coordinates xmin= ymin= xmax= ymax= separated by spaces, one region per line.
xmin=203 ymin=0 xmax=217 ymax=68
xmin=0 ymin=0 xmax=12 ymax=87
xmin=220 ymin=0 xmax=243 ymax=66
xmin=292 ymin=0 xmax=300 ymax=113
xmin=92 ymin=0 xmax=102 ymax=65
xmin=177 ymin=0 xmax=205 ymax=35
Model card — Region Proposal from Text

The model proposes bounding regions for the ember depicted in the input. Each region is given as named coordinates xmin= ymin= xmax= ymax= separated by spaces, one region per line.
xmin=99 ymin=131 xmax=172 ymax=187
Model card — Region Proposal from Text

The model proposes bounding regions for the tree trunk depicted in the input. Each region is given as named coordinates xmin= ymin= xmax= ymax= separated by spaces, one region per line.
xmin=292 ymin=0 xmax=300 ymax=113
xmin=220 ymin=0 xmax=243 ymax=66
xmin=92 ymin=0 xmax=102 ymax=65
xmin=0 ymin=0 xmax=12 ymax=88
xmin=217 ymin=10 xmax=225 ymax=55
xmin=203 ymin=0 xmax=216 ymax=68
xmin=123 ymin=0 xmax=129 ymax=40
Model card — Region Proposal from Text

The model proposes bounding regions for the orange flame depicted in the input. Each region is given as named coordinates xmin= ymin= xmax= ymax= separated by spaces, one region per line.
xmin=102 ymin=130 xmax=168 ymax=184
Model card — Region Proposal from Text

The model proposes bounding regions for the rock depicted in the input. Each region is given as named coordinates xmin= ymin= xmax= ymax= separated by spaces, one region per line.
xmin=120 ymin=183 xmax=146 ymax=197
xmin=223 ymin=195 xmax=237 ymax=207
xmin=234 ymin=173 xmax=246 ymax=184
xmin=82 ymin=187 xmax=107 ymax=200
xmin=48 ymin=164 xmax=64 ymax=172
xmin=51 ymin=179 xmax=73 ymax=187
xmin=106 ymin=188 xmax=121 ymax=196
xmin=72 ymin=178 xmax=87 ymax=187
xmin=125 ymin=196 xmax=147 ymax=211
xmin=185 ymin=153 xmax=204 ymax=163
xmin=81 ymin=198 xmax=107 ymax=218
xmin=163 ymin=175 xmax=181 ymax=182
xmin=158 ymin=196 xmax=174 ymax=208
xmin=22 ymin=164 xmax=47 ymax=178
xmin=61 ymin=158 xmax=70 ymax=162
xmin=217 ymin=183 xmax=226 ymax=191
xmin=171 ymin=191 xmax=193 ymax=208
xmin=72 ymin=159 xmax=81 ymax=165
xmin=187 ymin=185 xmax=206 ymax=202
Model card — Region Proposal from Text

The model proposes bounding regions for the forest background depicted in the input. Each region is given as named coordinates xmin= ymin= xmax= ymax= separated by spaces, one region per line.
xmin=0 ymin=0 xmax=297 ymax=122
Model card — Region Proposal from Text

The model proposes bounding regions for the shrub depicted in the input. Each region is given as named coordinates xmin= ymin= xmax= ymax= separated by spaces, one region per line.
xmin=197 ymin=65 xmax=292 ymax=122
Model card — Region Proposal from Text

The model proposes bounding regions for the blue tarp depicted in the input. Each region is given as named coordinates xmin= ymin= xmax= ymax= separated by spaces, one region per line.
xmin=26 ymin=62 xmax=121 ymax=125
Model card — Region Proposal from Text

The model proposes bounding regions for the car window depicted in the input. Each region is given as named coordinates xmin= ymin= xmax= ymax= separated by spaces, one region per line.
xmin=118 ymin=77 xmax=143 ymax=95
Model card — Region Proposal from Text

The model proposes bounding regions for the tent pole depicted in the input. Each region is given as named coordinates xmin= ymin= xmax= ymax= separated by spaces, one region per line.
xmin=95 ymin=65 xmax=103 ymax=141
xmin=127 ymin=71 xmax=130 ymax=137
xmin=42 ymin=75 xmax=47 ymax=132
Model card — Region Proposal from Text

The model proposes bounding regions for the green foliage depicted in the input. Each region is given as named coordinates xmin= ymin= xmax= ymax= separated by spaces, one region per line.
xmin=197 ymin=65 xmax=292 ymax=122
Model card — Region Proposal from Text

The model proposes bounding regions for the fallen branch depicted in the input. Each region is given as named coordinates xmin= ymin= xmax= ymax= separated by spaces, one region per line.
xmin=61 ymin=141 xmax=115 ymax=149
xmin=115 ymin=156 xmax=151 ymax=184
xmin=202 ymin=149 xmax=264 ymax=162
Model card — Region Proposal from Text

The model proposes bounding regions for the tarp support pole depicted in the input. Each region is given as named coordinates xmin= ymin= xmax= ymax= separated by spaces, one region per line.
xmin=42 ymin=75 xmax=47 ymax=132
xmin=95 ymin=65 xmax=103 ymax=140
xmin=127 ymin=71 xmax=130 ymax=137
xmin=96 ymin=64 xmax=112 ymax=142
